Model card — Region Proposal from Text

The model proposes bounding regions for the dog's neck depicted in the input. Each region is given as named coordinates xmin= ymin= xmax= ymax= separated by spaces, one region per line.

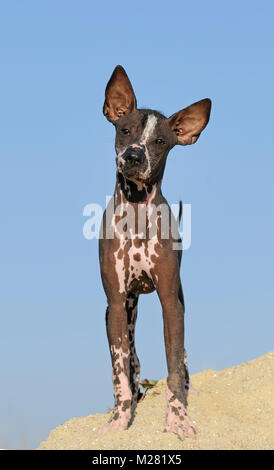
xmin=114 ymin=155 xmax=168 ymax=205
xmin=114 ymin=172 xmax=163 ymax=205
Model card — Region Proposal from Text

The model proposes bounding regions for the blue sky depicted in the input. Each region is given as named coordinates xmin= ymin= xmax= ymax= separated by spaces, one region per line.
xmin=0 ymin=0 xmax=273 ymax=449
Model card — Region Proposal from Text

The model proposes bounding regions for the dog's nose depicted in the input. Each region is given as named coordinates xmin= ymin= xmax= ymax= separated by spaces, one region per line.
xmin=124 ymin=148 xmax=145 ymax=168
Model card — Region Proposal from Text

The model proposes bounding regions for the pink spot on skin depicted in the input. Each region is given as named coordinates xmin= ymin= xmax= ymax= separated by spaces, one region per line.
xmin=145 ymin=184 xmax=156 ymax=202
xmin=130 ymin=143 xmax=142 ymax=149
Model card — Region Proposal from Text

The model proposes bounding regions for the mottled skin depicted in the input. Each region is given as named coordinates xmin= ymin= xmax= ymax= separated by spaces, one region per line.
xmin=98 ymin=66 xmax=211 ymax=439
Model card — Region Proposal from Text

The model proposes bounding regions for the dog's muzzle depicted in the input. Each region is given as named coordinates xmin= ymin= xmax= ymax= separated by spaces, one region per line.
xmin=118 ymin=146 xmax=147 ymax=177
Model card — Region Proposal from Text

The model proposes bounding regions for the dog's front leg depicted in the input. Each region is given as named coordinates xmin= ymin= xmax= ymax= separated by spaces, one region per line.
xmin=97 ymin=299 xmax=132 ymax=436
xmin=158 ymin=287 xmax=197 ymax=440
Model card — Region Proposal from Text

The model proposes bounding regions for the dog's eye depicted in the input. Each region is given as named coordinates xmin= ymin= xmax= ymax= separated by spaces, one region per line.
xmin=121 ymin=128 xmax=130 ymax=135
xmin=155 ymin=138 xmax=166 ymax=144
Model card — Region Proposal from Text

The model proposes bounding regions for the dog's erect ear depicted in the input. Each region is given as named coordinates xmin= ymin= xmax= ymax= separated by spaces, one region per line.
xmin=168 ymin=98 xmax=211 ymax=145
xmin=103 ymin=65 xmax=137 ymax=123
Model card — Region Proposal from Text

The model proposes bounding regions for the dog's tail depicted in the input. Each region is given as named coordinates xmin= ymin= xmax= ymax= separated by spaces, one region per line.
xmin=177 ymin=200 xmax=183 ymax=226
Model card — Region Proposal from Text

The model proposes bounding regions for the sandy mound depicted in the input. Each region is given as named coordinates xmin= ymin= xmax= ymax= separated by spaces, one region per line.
xmin=38 ymin=352 xmax=274 ymax=450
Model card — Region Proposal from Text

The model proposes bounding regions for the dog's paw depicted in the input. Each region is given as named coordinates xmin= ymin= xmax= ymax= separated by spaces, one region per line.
xmin=165 ymin=411 xmax=197 ymax=440
xmin=97 ymin=419 xmax=129 ymax=436
xmin=96 ymin=409 xmax=131 ymax=436
xmin=165 ymin=386 xmax=197 ymax=440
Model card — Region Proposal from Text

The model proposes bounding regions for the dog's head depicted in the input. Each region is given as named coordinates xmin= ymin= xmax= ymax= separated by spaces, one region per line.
xmin=103 ymin=66 xmax=211 ymax=184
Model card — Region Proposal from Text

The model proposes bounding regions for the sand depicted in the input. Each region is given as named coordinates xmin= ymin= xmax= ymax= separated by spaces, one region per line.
xmin=38 ymin=351 xmax=274 ymax=450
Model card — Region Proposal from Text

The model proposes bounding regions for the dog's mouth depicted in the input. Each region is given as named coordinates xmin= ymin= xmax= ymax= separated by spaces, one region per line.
xmin=117 ymin=163 xmax=146 ymax=179
xmin=117 ymin=166 xmax=152 ymax=191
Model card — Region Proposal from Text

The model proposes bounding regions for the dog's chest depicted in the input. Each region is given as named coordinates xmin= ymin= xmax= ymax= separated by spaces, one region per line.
xmin=112 ymin=204 xmax=161 ymax=294
xmin=114 ymin=236 xmax=160 ymax=295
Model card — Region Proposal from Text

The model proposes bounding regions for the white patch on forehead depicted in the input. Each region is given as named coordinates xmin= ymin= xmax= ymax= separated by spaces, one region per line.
xmin=140 ymin=114 xmax=158 ymax=144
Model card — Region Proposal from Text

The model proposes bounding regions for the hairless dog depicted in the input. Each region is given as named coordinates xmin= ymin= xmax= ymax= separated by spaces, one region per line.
xmin=98 ymin=65 xmax=211 ymax=440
